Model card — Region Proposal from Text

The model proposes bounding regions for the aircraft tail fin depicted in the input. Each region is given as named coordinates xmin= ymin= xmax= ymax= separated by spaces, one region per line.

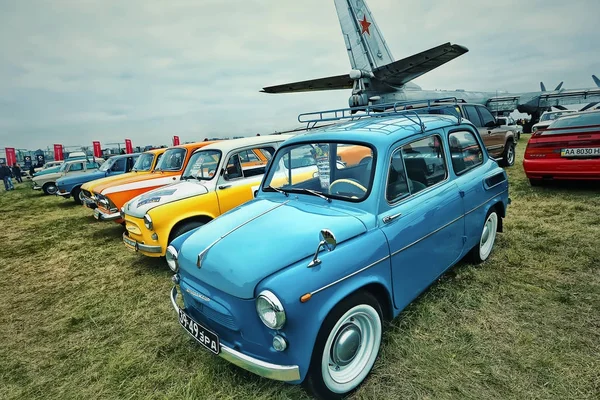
xmin=593 ymin=75 xmax=600 ymax=87
xmin=334 ymin=0 xmax=394 ymax=72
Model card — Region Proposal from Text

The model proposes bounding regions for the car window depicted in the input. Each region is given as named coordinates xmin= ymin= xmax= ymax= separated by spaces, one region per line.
xmin=477 ymin=106 xmax=496 ymax=128
xmin=546 ymin=112 xmax=600 ymax=131
xmin=69 ymin=162 xmax=84 ymax=172
xmin=386 ymin=150 xmax=410 ymax=203
xmin=448 ymin=131 xmax=484 ymax=175
xmin=111 ymin=157 xmax=127 ymax=171
xmin=463 ymin=105 xmax=482 ymax=127
xmin=401 ymin=135 xmax=447 ymax=195
xmin=336 ymin=144 xmax=374 ymax=169
xmin=259 ymin=148 xmax=274 ymax=160
xmin=224 ymin=146 xmax=273 ymax=180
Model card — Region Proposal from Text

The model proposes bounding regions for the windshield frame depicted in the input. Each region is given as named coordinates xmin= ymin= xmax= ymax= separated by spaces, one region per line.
xmin=261 ymin=140 xmax=377 ymax=203
xmin=182 ymin=149 xmax=222 ymax=181
xmin=132 ymin=152 xmax=155 ymax=172
xmin=155 ymin=148 xmax=187 ymax=172
xmin=98 ymin=157 xmax=116 ymax=172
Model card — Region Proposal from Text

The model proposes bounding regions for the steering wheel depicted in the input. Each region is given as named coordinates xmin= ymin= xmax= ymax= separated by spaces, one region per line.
xmin=329 ymin=179 xmax=367 ymax=197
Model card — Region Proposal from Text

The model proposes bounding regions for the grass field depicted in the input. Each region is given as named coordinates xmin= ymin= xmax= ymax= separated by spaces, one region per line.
xmin=1 ymin=138 xmax=599 ymax=400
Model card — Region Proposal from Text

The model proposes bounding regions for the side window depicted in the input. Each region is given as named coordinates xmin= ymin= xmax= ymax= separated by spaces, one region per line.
xmin=401 ymin=135 xmax=447 ymax=195
xmin=477 ymin=106 xmax=496 ymax=128
xmin=463 ymin=105 xmax=482 ymax=127
xmin=224 ymin=154 xmax=242 ymax=180
xmin=386 ymin=150 xmax=409 ymax=203
xmin=70 ymin=162 xmax=84 ymax=172
xmin=448 ymin=131 xmax=484 ymax=175
xmin=259 ymin=148 xmax=274 ymax=160
xmin=111 ymin=158 xmax=127 ymax=171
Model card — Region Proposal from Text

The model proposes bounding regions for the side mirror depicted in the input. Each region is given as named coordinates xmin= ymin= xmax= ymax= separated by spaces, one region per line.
xmin=485 ymin=120 xmax=497 ymax=128
xmin=308 ymin=229 xmax=337 ymax=267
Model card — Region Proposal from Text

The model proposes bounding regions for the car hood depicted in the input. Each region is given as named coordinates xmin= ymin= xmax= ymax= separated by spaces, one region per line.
xmin=57 ymin=170 xmax=106 ymax=187
xmin=178 ymin=198 xmax=367 ymax=299
xmin=125 ymin=180 xmax=211 ymax=217
xmin=97 ymin=171 xmax=180 ymax=195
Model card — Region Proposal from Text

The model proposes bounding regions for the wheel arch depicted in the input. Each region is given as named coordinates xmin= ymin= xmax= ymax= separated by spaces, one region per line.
xmin=168 ymin=214 xmax=213 ymax=243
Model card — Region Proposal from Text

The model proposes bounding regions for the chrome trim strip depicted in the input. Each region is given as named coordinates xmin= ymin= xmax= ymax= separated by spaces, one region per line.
xmin=391 ymin=213 xmax=464 ymax=257
xmin=309 ymin=255 xmax=390 ymax=296
xmin=465 ymin=188 xmax=508 ymax=216
xmin=170 ymin=287 xmax=301 ymax=382
xmin=56 ymin=191 xmax=71 ymax=197
xmin=197 ymin=200 xmax=290 ymax=267
xmin=96 ymin=209 xmax=121 ymax=221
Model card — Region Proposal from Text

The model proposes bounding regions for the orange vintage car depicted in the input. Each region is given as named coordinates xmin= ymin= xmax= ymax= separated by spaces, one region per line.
xmin=80 ymin=147 xmax=166 ymax=209
xmin=92 ymin=141 xmax=217 ymax=223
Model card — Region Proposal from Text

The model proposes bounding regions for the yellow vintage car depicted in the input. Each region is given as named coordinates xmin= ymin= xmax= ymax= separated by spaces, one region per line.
xmin=121 ymin=135 xmax=293 ymax=257
xmin=80 ymin=148 xmax=166 ymax=209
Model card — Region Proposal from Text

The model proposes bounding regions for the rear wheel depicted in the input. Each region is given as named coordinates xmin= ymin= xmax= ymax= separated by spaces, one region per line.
xmin=500 ymin=141 xmax=515 ymax=167
xmin=470 ymin=209 xmax=498 ymax=264
xmin=304 ymin=291 xmax=382 ymax=400
xmin=42 ymin=182 xmax=57 ymax=195
xmin=72 ymin=187 xmax=82 ymax=205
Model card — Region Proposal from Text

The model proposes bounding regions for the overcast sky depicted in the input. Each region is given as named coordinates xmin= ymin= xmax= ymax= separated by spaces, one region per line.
xmin=1 ymin=0 xmax=599 ymax=151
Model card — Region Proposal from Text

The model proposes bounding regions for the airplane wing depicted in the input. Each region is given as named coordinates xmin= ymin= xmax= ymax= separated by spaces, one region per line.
xmin=373 ymin=43 xmax=469 ymax=87
xmin=487 ymin=88 xmax=600 ymax=113
xmin=261 ymin=74 xmax=353 ymax=94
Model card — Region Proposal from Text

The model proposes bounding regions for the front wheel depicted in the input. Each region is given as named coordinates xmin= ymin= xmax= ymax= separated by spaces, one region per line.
xmin=42 ymin=182 xmax=57 ymax=195
xmin=470 ymin=209 xmax=498 ymax=263
xmin=304 ymin=291 xmax=383 ymax=400
xmin=72 ymin=187 xmax=82 ymax=205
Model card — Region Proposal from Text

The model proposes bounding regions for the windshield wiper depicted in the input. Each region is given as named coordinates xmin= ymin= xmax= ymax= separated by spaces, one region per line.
xmin=289 ymin=188 xmax=331 ymax=202
xmin=265 ymin=185 xmax=289 ymax=196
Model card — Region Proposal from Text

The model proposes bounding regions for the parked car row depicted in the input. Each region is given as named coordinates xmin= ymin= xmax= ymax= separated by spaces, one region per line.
xmin=34 ymin=100 xmax=512 ymax=399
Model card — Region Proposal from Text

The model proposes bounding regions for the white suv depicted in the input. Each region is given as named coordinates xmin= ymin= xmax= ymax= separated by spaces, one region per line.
xmin=496 ymin=116 xmax=523 ymax=141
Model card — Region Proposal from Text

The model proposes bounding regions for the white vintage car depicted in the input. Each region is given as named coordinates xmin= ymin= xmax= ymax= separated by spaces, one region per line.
xmin=32 ymin=157 xmax=104 ymax=195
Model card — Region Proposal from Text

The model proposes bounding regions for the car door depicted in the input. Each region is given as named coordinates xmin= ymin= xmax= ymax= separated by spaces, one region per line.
xmin=476 ymin=105 xmax=506 ymax=157
xmin=379 ymin=134 xmax=465 ymax=311
xmin=67 ymin=161 xmax=86 ymax=177
xmin=216 ymin=145 xmax=276 ymax=214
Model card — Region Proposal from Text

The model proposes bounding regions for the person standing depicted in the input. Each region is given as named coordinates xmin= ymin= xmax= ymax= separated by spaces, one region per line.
xmin=0 ymin=162 xmax=15 ymax=191
xmin=12 ymin=164 xmax=23 ymax=183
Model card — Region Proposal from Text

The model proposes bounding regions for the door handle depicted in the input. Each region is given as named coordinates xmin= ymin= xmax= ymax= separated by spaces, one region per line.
xmin=383 ymin=213 xmax=401 ymax=224
xmin=218 ymin=184 xmax=231 ymax=190
xmin=487 ymin=130 xmax=492 ymax=134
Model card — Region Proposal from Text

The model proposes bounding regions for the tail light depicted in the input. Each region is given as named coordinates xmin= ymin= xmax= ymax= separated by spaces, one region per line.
xmin=524 ymin=141 xmax=562 ymax=159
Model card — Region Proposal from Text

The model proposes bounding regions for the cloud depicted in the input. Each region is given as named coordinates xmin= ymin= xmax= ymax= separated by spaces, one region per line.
xmin=0 ymin=0 xmax=598 ymax=150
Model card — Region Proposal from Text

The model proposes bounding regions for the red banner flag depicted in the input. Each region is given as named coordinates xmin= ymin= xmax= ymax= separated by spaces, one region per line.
xmin=53 ymin=144 xmax=64 ymax=161
xmin=92 ymin=141 xmax=102 ymax=158
xmin=173 ymin=135 xmax=180 ymax=146
xmin=125 ymin=139 xmax=133 ymax=154
xmin=5 ymin=148 xmax=16 ymax=166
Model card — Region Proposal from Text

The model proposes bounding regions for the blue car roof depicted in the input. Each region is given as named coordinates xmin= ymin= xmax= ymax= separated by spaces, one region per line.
xmin=284 ymin=114 xmax=461 ymax=147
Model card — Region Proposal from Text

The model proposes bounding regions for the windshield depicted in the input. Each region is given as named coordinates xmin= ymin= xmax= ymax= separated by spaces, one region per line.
xmin=59 ymin=163 xmax=69 ymax=172
xmin=182 ymin=150 xmax=221 ymax=180
xmin=98 ymin=157 xmax=115 ymax=172
xmin=156 ymin=148 xmax=186 ymax=171
xmin=262 ymin=142 xmax=374 ymax=202
xmin=132 ymin=153 xmax=154 ymax=171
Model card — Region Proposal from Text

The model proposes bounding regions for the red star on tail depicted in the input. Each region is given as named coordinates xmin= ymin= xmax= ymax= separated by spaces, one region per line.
xmin=359 ymin=15 xmax=371 ymax=35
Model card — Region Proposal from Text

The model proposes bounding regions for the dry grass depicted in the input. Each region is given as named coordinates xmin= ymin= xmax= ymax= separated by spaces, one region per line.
xmin=1 ymin=137 xmax=599 ymax=399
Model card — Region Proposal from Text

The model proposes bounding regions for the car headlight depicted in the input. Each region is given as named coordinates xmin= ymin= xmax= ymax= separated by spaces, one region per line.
xmin=166 ymin=245 xmax=178 ymax=272
xmin=256 ymin=290 xmax=286 ymax=330
xmin=120 ymin=207 xmax=125 ymax=219
xmin=143 ymin=214 xmax=153 ymax=230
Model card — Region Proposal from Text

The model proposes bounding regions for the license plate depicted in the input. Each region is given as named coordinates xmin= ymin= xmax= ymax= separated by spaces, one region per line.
xmin=122 ymin=235 xmax=138 ymax=251
xmin=178 ymin=309 xmax=220 ymax=354
xmin=561 ymin=147 xmax=600 ymax=157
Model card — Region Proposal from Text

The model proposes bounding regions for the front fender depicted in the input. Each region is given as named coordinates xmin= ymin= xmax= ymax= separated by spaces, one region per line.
xmin=147 ymin=193 xmax=220 ymax=250
xmin=255 ymin=228 xmax=392 ymax=381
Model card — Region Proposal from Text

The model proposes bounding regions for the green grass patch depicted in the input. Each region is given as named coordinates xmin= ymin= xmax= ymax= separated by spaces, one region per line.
xmin=1 ymin=139 xmax=598 ymax=399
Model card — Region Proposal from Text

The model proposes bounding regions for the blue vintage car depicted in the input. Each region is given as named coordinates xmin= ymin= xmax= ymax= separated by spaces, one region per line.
xmin=166 ymin=102 xmax=510 ymax=399
xmin=56 ymin=153 xmax=139 ymax=204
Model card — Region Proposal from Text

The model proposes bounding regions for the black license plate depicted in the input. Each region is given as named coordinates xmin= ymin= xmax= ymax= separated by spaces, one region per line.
xmin=123 ymin=235 xmax=138 ymax=251
xmin=178 ymin=309 xmax=220 ymax=354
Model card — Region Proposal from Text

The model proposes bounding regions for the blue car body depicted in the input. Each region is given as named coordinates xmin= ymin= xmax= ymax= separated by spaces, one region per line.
xmin=168 ymin=106 xmax=510 ymax=397
xmin=56 ymin=153 xmax=139 ymax=201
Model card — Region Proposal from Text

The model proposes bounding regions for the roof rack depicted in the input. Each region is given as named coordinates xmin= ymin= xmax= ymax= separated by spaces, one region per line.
xmin=298 ymin=98 xmax=463 ymax=132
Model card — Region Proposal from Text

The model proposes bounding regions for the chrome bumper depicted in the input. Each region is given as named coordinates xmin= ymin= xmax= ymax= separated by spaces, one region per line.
xmin=56 ymin=191 xmax=70 ymax=197
xmin=170 ymin=286 xmax=301 ymax=382
xmin=122 ymin=232 xmax=162 ymax=253
xmin=32 ymin=183 xmax=42 ymax=190
xmin=83 ymin=197 xmax=98 ymax=209
xmin=94 ymin=208 xmax=120 ymax=221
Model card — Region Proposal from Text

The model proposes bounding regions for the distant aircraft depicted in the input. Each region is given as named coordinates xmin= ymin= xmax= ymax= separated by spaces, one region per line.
xmin=262 ymin=0 xmax=600 ymax=131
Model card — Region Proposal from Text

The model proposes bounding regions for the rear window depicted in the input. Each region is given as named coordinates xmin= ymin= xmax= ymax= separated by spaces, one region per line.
xmin=547 ymin=112 xmax=600 ymax=130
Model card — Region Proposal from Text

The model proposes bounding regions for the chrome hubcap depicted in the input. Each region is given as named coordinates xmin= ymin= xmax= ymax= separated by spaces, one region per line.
xmin=331 ymin=323 xmax=362 ymax=367
xmin=482 ymin=225 xmax=490 ymax=243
